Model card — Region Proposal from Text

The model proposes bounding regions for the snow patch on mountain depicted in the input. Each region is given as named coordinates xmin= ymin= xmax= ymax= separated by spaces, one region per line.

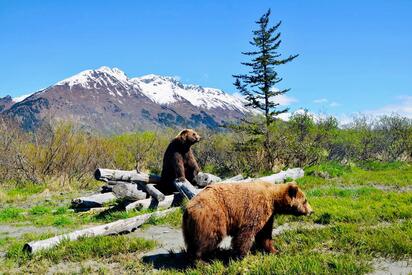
xmin=13 ymin=94 xmax=32 ymax=102
xmin=131 ymin=74 xmax=249 ymax=112
xmin=55 ymin=66 xmax=129 ymax=89
xmin=53 ymin=66 xmax=250 ymax=113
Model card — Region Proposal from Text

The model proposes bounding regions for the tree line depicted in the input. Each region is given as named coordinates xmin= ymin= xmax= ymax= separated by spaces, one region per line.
xmin=0 ymin=113 xmax=410 ymax=186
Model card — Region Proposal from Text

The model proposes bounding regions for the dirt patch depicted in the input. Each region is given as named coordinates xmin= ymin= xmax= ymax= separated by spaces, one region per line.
xmin=0 ymin=224 xmax=65 ymax=239
xmin=370 ymin=258 xmax=412 ymax=275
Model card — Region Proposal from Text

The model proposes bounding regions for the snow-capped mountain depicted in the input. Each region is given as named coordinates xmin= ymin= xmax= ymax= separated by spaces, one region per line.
xmin=2 ymin=66 xmax=252 ymax=133
xmin=130 ymin=74 xmax=249 ymax=112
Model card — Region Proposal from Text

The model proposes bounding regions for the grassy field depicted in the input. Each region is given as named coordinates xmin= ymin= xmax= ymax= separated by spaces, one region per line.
xmin=0 ymin=161 xmax=411 ymax=274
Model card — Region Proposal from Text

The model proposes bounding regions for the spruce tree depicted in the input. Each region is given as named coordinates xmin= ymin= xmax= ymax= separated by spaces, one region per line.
xmin=233 ymin=9 xmax=298 ymax=169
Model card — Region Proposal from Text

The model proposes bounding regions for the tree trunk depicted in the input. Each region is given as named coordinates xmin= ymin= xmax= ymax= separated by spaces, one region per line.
xmin=23 ymin=207 xmax=178 ymax=254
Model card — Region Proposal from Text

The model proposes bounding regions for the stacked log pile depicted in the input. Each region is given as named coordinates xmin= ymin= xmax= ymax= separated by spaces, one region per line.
xmin=72 ymin=169 xmax=171 ymax=211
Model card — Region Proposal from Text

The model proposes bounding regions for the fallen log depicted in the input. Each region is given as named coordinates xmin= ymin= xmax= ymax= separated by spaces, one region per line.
xmin=125 ymin=193 xmax=184 ymax=211
xmin=220 ymin=168 xmax=303 ymax=185
xmin=94 ymin=168 xmax=161 ymax=183
xmin=75 ymin=207 xmax=110 ymax=214
xmin=252 ymin=168 xmax=304 ymax=183
xmin=174 ymin=178 xmax=200 ymax=199
xmin=140 ymin=183 xmax=165 ymax=202
xmin=194 ymin=172 xmax=222 ymax=187
xmin=71 ymin=193 xmax=117 ymax=209
xmin=112 ymin=182 xmax=147 ymax=201
xmin=23 ymin=207 xmax=178 ymax=254
xmin=220 ymin=174 xmax=244 ymax=182
xmin=100 ymin=185 xmax=113 ymax=193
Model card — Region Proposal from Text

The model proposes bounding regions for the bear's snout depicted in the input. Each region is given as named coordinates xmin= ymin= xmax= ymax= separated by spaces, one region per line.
xmin=305 ymin=203 xmax=314 ymax=216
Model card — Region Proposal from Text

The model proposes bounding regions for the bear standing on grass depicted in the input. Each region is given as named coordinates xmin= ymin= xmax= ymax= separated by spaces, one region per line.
xmin=182 ymin=181 xmax=313 ymax=260
xmin=159 ymin=129 xmax=201 ymax=194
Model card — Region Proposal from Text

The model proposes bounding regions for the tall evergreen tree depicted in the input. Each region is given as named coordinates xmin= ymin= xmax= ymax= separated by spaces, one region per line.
xmin=233 ymin=9 xmax=298 ymax=169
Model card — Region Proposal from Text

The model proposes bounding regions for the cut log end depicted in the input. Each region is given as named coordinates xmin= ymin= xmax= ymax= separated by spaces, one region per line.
xmin=23 ymin=243 xmax=32 ymax=253
xmin=94 ymin=169 xmax=102 ymax=180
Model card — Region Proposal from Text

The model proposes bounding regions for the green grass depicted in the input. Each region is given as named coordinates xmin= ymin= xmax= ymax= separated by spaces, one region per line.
xmin=305 ymin=161 xmax=352 ymax=178
xmin=276 ymin=221 xmax=412 ymax=258
xmin=0 ymin=202 xmax=151 ymax=228
xmin=276 ymin=186 xmax=412 ymax=225
xmin=0 ymin=205 xmax=79 ymax=227
xmin=0 ymin=161 xmax=410 ymax=274
xmin=358 ymin=161 xmax=410 ymax=171
xmin=298 ymin=161 xmax=412 ymax=187
xmin=173 ymin=252 xmax=371 ymax=275
xmin=145 ymin=208 xmax=183 ymax=228
xmin=0 ymin=207 xmax=25 ymax=223
xmin=0 ymin=198 xmax=185 ymax=229
xmin=0 ymin=183 xmax=46 ymax=203
xmin=341 ymin=166 xmax=412 ymax=186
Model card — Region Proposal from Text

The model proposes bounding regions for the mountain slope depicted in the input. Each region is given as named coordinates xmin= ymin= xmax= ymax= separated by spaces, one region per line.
xmin=3 ymin=67 xmax=251 ymax=133
xmin=0 ymin=96 xmax=15 ymax=112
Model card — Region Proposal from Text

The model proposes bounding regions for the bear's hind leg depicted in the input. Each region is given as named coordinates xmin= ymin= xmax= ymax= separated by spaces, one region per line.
xmin=187 ymin=231 xmax=223 ymax=261
xmin=231 ymin=229 xmax=255 ymax=259
xmin=196 ymin=233 xmax=223 ymax=260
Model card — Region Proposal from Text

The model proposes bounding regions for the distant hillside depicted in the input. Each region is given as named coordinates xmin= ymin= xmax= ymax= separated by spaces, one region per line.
xmin=1 ymin=67 xmax=253 ymax=133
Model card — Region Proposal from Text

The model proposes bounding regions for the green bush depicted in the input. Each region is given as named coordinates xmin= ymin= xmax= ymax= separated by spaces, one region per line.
xmin=0 ymin=114 xmax=410 ymax=186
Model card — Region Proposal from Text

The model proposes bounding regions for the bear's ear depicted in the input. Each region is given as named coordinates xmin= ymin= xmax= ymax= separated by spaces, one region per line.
xmin=287 ymin=184 xmax=299 ymax=198
xmin=177 ymin=129 xmax=189 ymax=141
xmin=178 ymin=129 xmax=189 ymax=135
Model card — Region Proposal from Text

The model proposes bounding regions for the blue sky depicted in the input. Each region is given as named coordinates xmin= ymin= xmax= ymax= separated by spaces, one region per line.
xmin=1 ymin=0 xmax=411 ymax=119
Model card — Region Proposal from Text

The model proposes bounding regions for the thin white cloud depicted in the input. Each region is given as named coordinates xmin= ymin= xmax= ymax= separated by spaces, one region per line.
xmin=313 ymin=98 xmax=341 ymax=107
xmin=364 ymin=95 xmax=412 ymax=118
xmin=273 ymin=94 xmax=298 ymax=106
xmin=275 ymin=109 xmax=328 ymax=122
xmin=313 ymin=98 xmax=328 ymax=104
xmin=329 ymin=101 xmax=341 ymax=107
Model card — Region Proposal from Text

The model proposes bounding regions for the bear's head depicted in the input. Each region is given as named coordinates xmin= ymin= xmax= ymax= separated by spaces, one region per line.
xmin=281 ymin=182 xmax=313 ymax=216
xmin=176 ymin=129 xmax=201 ymax=145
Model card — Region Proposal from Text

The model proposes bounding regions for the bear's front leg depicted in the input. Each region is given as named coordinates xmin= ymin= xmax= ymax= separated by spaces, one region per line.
xmin=231 ymin=229 xmax=255 ymax=259
xmin=173 ymin=153 xmax=186 ymax=182
xmin=255 ymin=215 xmax=277 ymax=254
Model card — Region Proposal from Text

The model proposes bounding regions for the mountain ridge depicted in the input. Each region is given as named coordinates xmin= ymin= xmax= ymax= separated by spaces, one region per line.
xmin=1 ymin=67 xmax=252 ymax=133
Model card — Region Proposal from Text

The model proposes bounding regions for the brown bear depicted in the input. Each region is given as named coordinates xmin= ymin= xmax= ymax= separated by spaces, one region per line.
xmin=159 ymin=129 xmax=201 ymax=194
xmin=182 ymin=181 xmax=313 ymax=260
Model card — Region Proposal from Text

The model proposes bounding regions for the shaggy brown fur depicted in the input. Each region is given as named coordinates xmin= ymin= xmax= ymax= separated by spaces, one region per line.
xmin=159 ymin=129 xmax=201 ymax=194
xmin=182 ymin=181 xmax=313 ymax=260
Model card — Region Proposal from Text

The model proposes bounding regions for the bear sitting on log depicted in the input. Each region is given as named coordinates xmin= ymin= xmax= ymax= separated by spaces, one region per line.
xmin=159 ymin=129 xmax=201 ymax=194
xmin=182 ymin=181 xmax=313 ymax=260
